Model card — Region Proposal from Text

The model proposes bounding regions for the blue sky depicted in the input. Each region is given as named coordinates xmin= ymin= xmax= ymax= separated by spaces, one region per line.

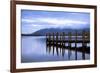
xmin=21 ymin=10 xmax=90 ymax=34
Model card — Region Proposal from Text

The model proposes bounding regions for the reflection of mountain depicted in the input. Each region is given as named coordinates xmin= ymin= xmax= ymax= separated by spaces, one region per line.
xmin=22 ymin=28 xmax=90 ymax=36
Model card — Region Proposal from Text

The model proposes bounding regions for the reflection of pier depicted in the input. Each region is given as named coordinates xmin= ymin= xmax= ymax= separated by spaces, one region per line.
xmin=46 ymin=31 xmax=90 ymax=60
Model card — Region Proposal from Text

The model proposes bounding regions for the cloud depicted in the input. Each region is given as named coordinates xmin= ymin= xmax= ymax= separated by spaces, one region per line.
xmin=22 ymin=17 xmax=89 ymax=33
xmin=22 ymin=19 xmax=36 ymax=23
xmin=22 ymin=17 xmax=89 ymax=31
xmin=38 ymin=17 xmax=88 ymax=25
xmin=22 ymin=17 xmax=88 ymax=26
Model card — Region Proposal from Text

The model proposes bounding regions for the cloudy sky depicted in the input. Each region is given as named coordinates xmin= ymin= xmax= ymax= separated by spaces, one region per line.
xmin=21 ymin=10 xmax=90 ymax=34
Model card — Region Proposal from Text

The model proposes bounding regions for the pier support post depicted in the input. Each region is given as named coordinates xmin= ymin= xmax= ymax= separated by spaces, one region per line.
xmin=75 ymin=30 xmax=77 ymax=60
xmin=82 ymin=30 xmax=85 ymax=60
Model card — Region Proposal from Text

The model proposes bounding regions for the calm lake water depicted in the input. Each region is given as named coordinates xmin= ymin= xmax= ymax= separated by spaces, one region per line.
xmin=21 ymin=36 xmax=90 ymax=63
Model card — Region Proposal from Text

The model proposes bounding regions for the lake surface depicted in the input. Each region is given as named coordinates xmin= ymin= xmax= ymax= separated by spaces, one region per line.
xmin=21 ymin=36 xmax=90 ymax=63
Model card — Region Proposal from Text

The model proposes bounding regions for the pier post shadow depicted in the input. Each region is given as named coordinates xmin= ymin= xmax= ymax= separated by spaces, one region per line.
xmin=82 ymin=30 xmax=86 ymax=60
xmin=68 ymin=32 xmax=72 ymax=60
xmin=56 ymin=32 xmax=59 ymax=56
xmin=52 ymin=32 xmax=55 ymax=55
xmin=48 ymin=33 xmax=51 ymax=54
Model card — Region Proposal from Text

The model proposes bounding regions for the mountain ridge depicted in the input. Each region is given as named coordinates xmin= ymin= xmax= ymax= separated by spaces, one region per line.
xmin=22 ymin=28 xmax=90 ymax=36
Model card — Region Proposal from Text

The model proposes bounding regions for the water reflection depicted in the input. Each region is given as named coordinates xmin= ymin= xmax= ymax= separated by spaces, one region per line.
xmin=46 ymin=32 xmax=90 ymax=60
xmin=46 ymin=43 xmax=90 ymax=60
xmin=21 ymin=36 xmax=90 ymax=63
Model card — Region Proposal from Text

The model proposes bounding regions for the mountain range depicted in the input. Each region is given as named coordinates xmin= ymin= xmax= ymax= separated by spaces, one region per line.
xmin=21 ymin=28 xmax=90 ymax=36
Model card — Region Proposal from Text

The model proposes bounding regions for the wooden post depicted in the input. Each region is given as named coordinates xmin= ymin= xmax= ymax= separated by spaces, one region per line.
xmin=87 ymin=32 xmax=90 ymax=50
xmin=68 ymin=32 xmax=72 ymax=60
xmin=85 ymin=31 xmax=90 ymax=47
xmin=88 ymin=32 xmax=90 ymax=41
xmin=61 ymin=32 xmax=65 ymax=57
xmin=52 ymin=33 xmax=55 ymax=55
xmin=48 ymin=33 xmax=51 ymax=54
xmin=75 ymin=30 xmax=77 ymax=60
xmin=82 ymin=30 xmax=85 ymax=60
xmin=60 ymin=33 xmax=62 ymax=47
xmin=84 ymin=31 xmax=87 ymax=47
xmin=56 ymin=32 xmax=59 ymax=55
xmin=60 ymin=33 xmax=62 ymax=54
xmin=61 ymin=33 xmax=64 ymax=49
xmin=46 ymin=33 xmax=48 ymax=53
xmin=62 ymin=32 xmax=65 ymax=47
xmin=69 ymin=32 xmax=72 ymax=48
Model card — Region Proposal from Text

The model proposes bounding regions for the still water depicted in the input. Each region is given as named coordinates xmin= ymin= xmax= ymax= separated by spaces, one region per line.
xmin=21 ymin=36 xmax=90 ymax=63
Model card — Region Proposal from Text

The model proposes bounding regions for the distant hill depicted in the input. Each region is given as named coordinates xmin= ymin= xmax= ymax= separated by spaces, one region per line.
xmin=21 ymin=28 xmax=90 ymax=36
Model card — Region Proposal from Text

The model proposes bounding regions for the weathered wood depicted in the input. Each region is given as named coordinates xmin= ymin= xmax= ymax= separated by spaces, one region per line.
xmin=62 ymin=32 xmax=65 ymax=47
xmin=47 ymin=43 xmax=90 ymax=53
xmin=75 ymin=30 xmax=77 ymax=60
xmin=82 ymin=30 xmax=85 ymax=60
xmin=55 ymin=32 xmax=59 ymax=55
xmin=52 ymin=33 xmax=55 ymax=50
xmin=46 ymin=31 xmax=90 ymax=58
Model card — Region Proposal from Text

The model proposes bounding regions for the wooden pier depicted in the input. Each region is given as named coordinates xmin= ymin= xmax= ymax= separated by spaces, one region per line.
xmin=46 ymin=30 xmax=90 ymax=60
